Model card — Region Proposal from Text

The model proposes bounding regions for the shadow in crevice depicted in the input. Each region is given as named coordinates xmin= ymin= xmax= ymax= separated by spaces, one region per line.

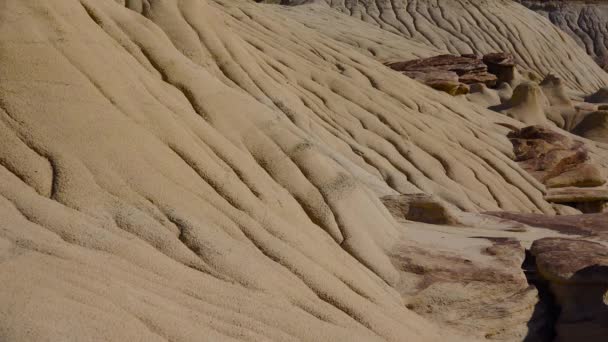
xmin=522 ymin=250 xmax=560 ymax=342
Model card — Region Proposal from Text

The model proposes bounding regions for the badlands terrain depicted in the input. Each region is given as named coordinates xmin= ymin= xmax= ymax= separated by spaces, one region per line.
xmin=519 ymin=0 xmax=608 ymax=70
xmin=1 ymin=0 xmax=608 ymax=341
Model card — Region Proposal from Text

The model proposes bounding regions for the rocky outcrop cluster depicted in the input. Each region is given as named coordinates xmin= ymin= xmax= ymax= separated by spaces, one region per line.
xmin=507 ymin=125 xmax=607 ymax=212
xmin=386 ymin=53 xmax=515 ymax=95
xmin=508 ymin=126 xmax=605 ymax=188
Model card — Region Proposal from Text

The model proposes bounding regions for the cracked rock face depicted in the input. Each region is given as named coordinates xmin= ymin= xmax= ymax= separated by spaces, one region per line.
xmin=519 ymin=0 xmax=608 ymax=70
xmin=386 ymin=53 xmax=521 ymax=96
xmin=507 ymin=125 xmax=606 ymax=189
xmin=275 ymin=0 xmax=608 ymax=93
xmin=531 ymin=238 xmax=608 ymax=342
xmin=2 ymin=0 xmax=608 ymax=341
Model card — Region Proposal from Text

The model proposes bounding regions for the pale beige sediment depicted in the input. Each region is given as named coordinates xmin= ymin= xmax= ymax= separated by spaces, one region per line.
xmin=1 ymin=0 xmax=608 ymax=341
xmin=270 ymin=0 xmax=608 ymax=93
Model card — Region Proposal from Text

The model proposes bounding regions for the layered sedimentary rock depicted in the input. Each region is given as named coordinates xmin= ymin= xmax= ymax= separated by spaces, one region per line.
xmin=487 ymin=211 xmax=608 ymax=237
xmin=493 ymin=83 xmax=551 ymax=125
xmin=507 ymin=125 xmax=605 ymax=188
xmin=386 ymin=54 xmax=492 ymax=95
xmin=273 ymin=0 xmax=608 ymax=93
xmin=386 ymin=53 xmax=522 ymax=96
xmin=2 ymin=0 xmax=608 ymax=341
xmin=519 ymin=0 xmax=608 ymax=70
xmin=531 ymin=238 xmax=608 ymax=342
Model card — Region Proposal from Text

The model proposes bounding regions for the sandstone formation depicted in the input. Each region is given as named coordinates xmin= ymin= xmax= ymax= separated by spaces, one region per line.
xmin=545 ymin=187 xmax=608 ymax=213
xmin=487 ymin=211 xmax=608 ymax=237
xmin=507 ymin=125 xmax=606 ymax=189
xmin=381 ymin=194 xmax=457 ymax=225
xmin=274 ymin=0 xmax=608 ymax=93
xmin=2 ymin=0 xmax=608 ymax=341
xmin=483 ymin=52 xmax=518 ymax=85
xmin=531 ymin=238 xmax=608 ymax=342
xmin=519 ymin=0 xmax=608 ymax=70
xmin=386 ymin=54 xmax=502 ymax=95
xmin=493 ymin=83 xmax=551 ymax=125
xmin=386 ymin=53 xmax=525 ymax=96
xmin=539 ymin=74 xmax=576 ymax=129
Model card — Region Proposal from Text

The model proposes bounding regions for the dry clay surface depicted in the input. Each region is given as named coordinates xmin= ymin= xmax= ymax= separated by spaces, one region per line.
xmin=274 ymin=0 xmax=608 ymax=93
xmin=1 ymin=0 xmax=608 ymax=341
xmin=519 ymin=0 xmax=608 ymax=67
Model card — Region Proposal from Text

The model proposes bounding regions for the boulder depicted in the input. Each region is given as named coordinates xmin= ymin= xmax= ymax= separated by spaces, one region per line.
xmin=507 ymin=126 xmax=605 ymax=189
xmin=508 ymin=125 xmax=579 ymax=163
xmin=531 ymin=238 xmax=608 ymax=284
xmin=530 ymin=238 xmax=608 ymax=342
xmin=386 ymin=54 xmax=499 ymax=95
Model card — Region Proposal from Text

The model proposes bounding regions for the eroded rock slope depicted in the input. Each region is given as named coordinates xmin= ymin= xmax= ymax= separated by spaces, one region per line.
xmin=519 ymin=0 xmax=608 ymax=69
xmin=270 ymin=0 xmax=608 ymax=93
xmin=1 ymin=0 xmax=608 ymax=341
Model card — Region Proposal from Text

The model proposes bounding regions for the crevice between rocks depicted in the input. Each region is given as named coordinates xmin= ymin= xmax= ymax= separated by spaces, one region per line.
xmin=522 ymin=249 xmax=560 ymax=342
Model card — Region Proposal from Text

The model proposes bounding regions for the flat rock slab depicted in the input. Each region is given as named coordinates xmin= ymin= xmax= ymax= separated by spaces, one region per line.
xmin=385 ymin=53 xmax=505 ymax=94
xmin=531 ymin=237 xmax=608 ymax=284
xmin=545 ymin=187 xmax=608 ymax=203
xmin=530 ymin=237 xmax=608 ymax=342
xmin=507 ymin=125 xmax=606 ymax=189
xmin=484 ymin=211 xmax=608 ymax=236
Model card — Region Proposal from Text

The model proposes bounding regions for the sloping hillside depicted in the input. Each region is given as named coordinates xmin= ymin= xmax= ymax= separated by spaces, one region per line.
xmin=273 ymin=0 xmax=608 ymax=93
xmin=1 ymin=0 xmax=607 ymax=341
xmin=519 ymin=0 xmax=608 ymax=68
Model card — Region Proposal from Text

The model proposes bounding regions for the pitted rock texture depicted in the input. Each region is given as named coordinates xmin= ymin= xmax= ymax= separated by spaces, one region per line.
xmin=387 ymin=54 xmax=498 ymax=89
